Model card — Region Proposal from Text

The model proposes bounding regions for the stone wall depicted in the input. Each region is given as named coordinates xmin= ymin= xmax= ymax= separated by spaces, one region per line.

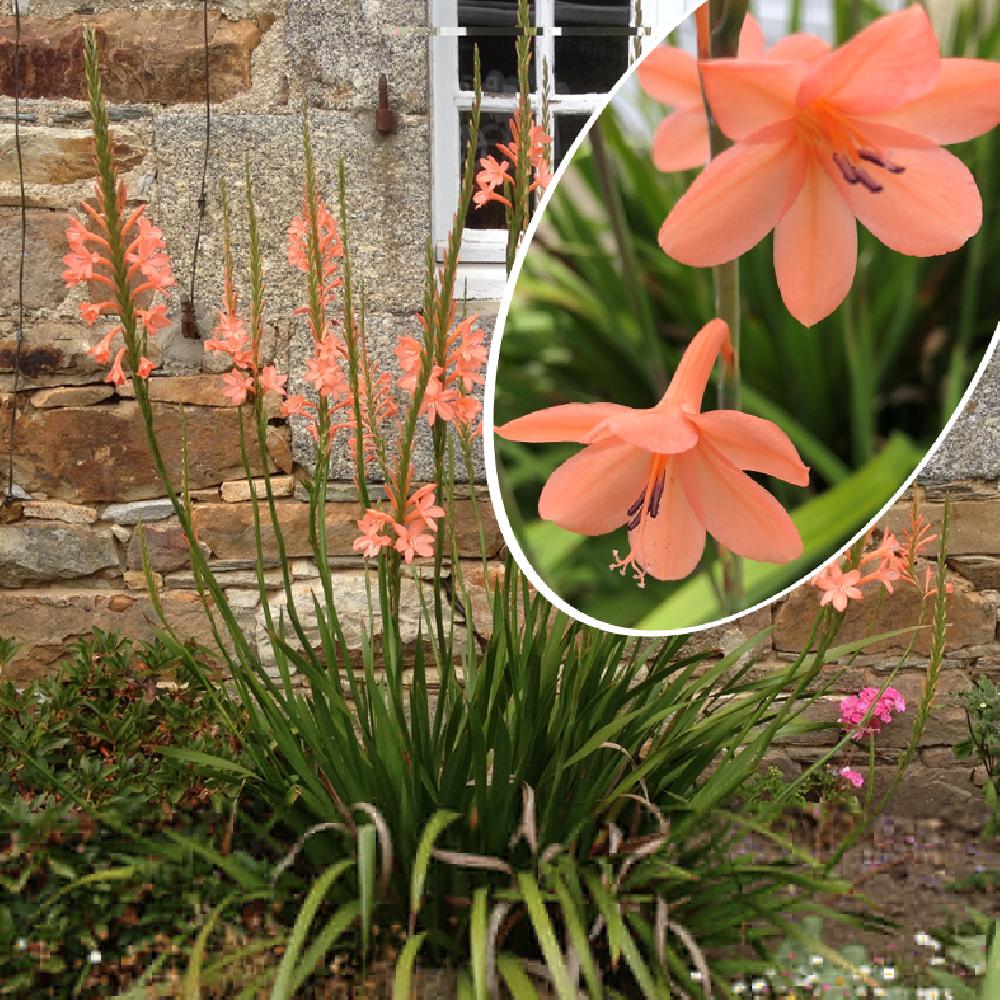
xmin=0 ymin=0 xmax=504 ymax=681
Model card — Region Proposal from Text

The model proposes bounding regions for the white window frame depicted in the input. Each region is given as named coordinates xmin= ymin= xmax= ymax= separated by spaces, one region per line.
xmin=429 ymin=0 xmax=685 ymax=299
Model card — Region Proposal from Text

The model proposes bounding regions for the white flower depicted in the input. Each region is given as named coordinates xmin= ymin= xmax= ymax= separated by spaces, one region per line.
xmin=15 ymin=938 xmax=27 ymax=951
xmin=88 ymin=949 xmax=102 ymax=964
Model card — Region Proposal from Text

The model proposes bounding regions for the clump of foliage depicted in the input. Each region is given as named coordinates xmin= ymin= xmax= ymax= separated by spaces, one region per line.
xmin=0 ymin=630 xmax=268 ymax=998
xmin=956 ymin=676 xmax=1000 ymax=838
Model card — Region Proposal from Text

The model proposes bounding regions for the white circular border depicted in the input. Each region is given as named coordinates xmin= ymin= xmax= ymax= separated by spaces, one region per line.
xmin=482 ymin=2 xmax=1000 ymax=638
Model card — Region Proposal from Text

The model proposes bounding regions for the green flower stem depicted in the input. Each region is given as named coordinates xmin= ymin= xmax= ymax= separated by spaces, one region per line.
xmin=702 ymin=0 xmax=750 ymax=612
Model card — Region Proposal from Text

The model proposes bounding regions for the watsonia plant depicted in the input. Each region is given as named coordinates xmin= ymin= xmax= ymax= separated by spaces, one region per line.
xmin=47 ymin=24 xmax=959 ymax=1000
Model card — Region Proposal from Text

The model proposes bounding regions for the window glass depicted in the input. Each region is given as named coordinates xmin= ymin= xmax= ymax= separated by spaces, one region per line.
xmin=554 ymin=1 xmax=630 ymax=93
xmin=458 ymin=1 xmax=537 ymax=92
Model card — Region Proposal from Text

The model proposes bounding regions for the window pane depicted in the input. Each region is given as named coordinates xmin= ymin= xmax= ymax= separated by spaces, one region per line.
xmin=460 ymin=110 xmax=514 ymax=231
xmin=555 ymin=113 xmax=590 ymax=162
xmin=554 ymin=1 xmax=630 ymax=94
xmin=458 ymin=1 xmax=536 ymax=93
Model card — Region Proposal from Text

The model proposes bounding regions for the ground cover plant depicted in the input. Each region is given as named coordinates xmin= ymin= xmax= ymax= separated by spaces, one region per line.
xmin=492 ymin=0 xmax=1000 ymax=629
xmin=0 ymin=2 xmax=991 ymax=996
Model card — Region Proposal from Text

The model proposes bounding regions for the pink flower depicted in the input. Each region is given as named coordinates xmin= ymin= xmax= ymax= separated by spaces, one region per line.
xmin=421 ymin=367 xmax=459 ymax=425
xmin=221 ymin=369 xmax=254 ymax=406
xmin=259 ymin=365 xmax=288 ymax=396
xmin=80 ymin=300 xmax=112 ymax=326
xmin=406 ymin=484 xmax=445 ymax=533
xmin=353 ymin=509 xmax=394 ymax=559
xmin=137 ymin=304 xmax=170 ymax=335
xmin=394 ymin=522 xmax=435 ymax=564
xmin=136 ymin=356 xmax=156 ymax=379
xmin=840 ymin=686 xmax=906 ymax=740
xmin=105 ymin=347 xmax=128 ymax=387
xmin=87 ymin=326 xmax=122 ymax=365
xmin=813 ymin=563 xmax=863 ymax=612
xmin=839 ymin=767 xmax=864 ymax=789
xmin=281 ymin=394 xmax=312 ymax=417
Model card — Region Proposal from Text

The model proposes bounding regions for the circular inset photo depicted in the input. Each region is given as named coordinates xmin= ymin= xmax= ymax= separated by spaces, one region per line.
xmin=488 ymin=0 xmax=1000 ymax=632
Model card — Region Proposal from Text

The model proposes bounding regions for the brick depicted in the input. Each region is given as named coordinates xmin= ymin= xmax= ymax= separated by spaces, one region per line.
xmin=774 ymin=576 xmax=996 ymax=657
xmin=0 ymin=521 xmax=117 ymax=585
xmin=0 ymin=12 xmax=270 ymax=104
xmin=192 ymin=499 xmax=502 ymax=562
xmin=0 ymin=588 xmax=239 ymax=683
xmin=0 ymin=125 xmax=146 ymax=185
xmin=0 ymin=209 xmax=68 ymax=311
xmin=30 ymin=384 xmax=114 ymax=408
xmin=0 ymin=397 xmax=277 ymax=502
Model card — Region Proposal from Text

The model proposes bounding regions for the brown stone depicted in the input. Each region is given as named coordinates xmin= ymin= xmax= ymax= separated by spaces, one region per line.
xmin=126 ymin=518 xmax=192 ymax=573
xmin=0 ymin=521 xmax=118 ymax=585
xmin=31 ymin=384 xmax=114 ymax=408
xmin=0 ymin=12 xmax=270 ymax=104
xmin=220 ymin=475 xmax=295 ymax=503
xmin=0 ymin=126 xmax=145 ymax=185
xmin=22 ymin=499 xmax=97 ymax=524
xmin=0 ymin=397 xmax=275 ymax=502
xmin=774 ymin=576 xmax=996 ymax=657
xmin=192 ymin=499 xmax=501 ymax=562
xmin=118 ymin=374 xmax=282 ymax=411
xmin=882 ymin=498 xmax=1000 ymax=557
xmin=0 ymin=209 xmax=69 ymax=311
xmin=0 ymin=321 xmax=104 ymax=388
xmin=0 ymin=588 xmax=232 ymax=683
xmin=265 ymin=426 xmax=294 ymax=473
xmin=949 ymin=555 xmax=1000 ymax=590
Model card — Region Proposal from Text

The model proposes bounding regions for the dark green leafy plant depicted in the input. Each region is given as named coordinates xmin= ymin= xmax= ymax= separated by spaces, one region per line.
xmin=0 ymin=630 xmax=269 ymax=998
xmin=956 ymin=676 xmax=1000 ymax=837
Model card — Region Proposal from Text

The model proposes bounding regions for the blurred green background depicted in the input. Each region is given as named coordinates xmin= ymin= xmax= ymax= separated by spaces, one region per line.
xmin=493 ymin=0 xmax=1000 ymax=630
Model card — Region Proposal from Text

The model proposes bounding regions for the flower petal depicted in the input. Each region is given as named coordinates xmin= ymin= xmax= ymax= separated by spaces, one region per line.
xmin=836 ymin=144 xmax=982 ymax=257
xmin=538 ymin=439 xmax=651 ymax=536
xmin=661 ymin=317 xmax=732 ymax=414
xmin=496 ymin=402 xmax=631 ymax=444
xmin=659 ymin=137 xmax=807 ymax=267
xmin=766 ymin=33 xmax=829 ymax=63
xmin=699 ymin=59 xmax=803 ymax=141
xmin=690 ymin=410 xmax=810 ymax=486
xmin=678 ymin=441 xmax=803 ymax=564
xmin=863 ymin=58 xmax=1000 ymax=146
xmin=636 ymin=44 xmax=702 ymax=107
xmin=738 ymin=13 xmax=767 ymax=59
xmin=628 ymin=461 xmax=706 ymax=581
xmin=773 ymin=156 xmax=857 ymax=326
xmin=597 ymin=407 xmax=698 ymax=454
xmin=796 ymin=6 xmax=940 ymax=116
xmin=651 ymin=107 xmax=711 ymax=172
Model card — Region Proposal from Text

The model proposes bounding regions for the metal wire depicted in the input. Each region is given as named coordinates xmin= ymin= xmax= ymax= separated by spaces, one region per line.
xmin=3 ymin=0 xmax=26 ymax=508
xmin=183 ymin=0 xmax=212 ymax=339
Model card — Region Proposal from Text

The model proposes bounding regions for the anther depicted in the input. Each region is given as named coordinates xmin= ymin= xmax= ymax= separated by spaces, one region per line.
xmin=647 ymin=473 xmax=666 ymax=519
xmin=858 ymin=149 xmax=905 ymax=175
xmin=833 ymin=153 xmax=883 ymax=194
xmin=627 ymin=491 xmax=646 ymax=518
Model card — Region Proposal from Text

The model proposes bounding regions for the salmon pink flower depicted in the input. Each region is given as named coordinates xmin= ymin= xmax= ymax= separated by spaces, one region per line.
xmin=87 ymin=325 xmax=122 ymax=365
xmin=221 ymin=369 xmax=254 ymax=406
xmin=394 ymin=522 xmax=435 ymax=564
xmin=813 ymin=563 xmax=864 ymax=612
xmin=495 ymin=318 xmax=809 ymax=582
xmin=637 ymin=13 xmax=828 ymax=172
xmin=660 ymin=6 xmax=1000 ymax=327
xmin=259 ymin=365 xmax=288 ymax=396
xmin=406 ymin=484 xmax=445 ymax=533
xmin=281 ymin=394 xmax=312 ymax=418
xmin=135 ymin=356 xmax=156 ymax=379
xmin=353 ymin=509 xmax=394 ymax=559
xmin=105 ymin=346 xmax=128 ymax=387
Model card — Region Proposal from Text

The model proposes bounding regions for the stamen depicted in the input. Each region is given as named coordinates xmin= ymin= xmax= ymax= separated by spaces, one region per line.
xmin=833 ymin=153 xmax=883 ymax=194
xmin=858 ymin=149 xmax=905 ymax=175
xmin=627 ymin=491 xmax=646 ymax=518
xmin=609 ymin=549 xmax=647 ymax=589
xmin=647 ymin=473 xmax=666 ymax=519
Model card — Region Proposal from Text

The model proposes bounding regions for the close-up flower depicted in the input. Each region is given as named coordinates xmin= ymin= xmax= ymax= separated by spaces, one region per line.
xmin=497 ymin=318 xmax=809 ymax=583
xmin=659 ymin=5 xmax=1000 ymax=326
